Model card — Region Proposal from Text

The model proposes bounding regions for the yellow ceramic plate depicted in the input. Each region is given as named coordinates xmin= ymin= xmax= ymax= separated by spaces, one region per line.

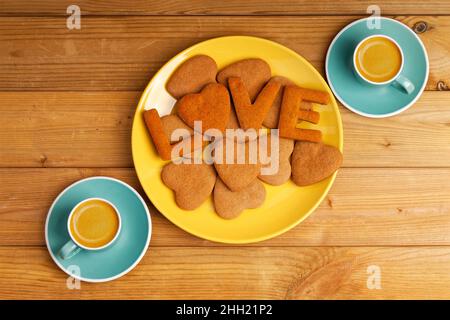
xmin=132 ymin=36 xmax=343 ymax=244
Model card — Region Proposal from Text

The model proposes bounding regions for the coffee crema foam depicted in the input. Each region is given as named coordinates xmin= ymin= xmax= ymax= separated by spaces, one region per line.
xmin=355 ymin=36 xmax=402 ymax=83
xmin=69 ymin=199 xmax=119 ymax=248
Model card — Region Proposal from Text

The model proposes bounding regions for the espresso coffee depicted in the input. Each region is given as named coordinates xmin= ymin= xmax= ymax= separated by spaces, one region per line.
xmin=355 ymin=36 xmax=402 ymax=83
xmin=69 ymin=199 xmax=120 ymax=248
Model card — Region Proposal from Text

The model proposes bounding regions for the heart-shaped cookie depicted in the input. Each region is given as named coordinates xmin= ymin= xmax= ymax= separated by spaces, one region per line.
xmin=160 ymin=113 xmax=206 ymax=158
xmin=258 ymin=136 xmax=294 ymax=186
xmin=217 ymin=58 xmax=271 ymax=102
xmin=213 ymin=138 xmax=261 ymax=191
xmin=166 ymin=55 xmax=218 ymax=99
xmin=177 ymin=83 xmax=231 ymax=133
xmin=161 ymin=114 xmax=194 ymax=143
xmin=161 ymin=162 xmax=216 ymax=210
xmin=291 ymin=141 xmax=343 ymax=186
xmin=213 ymin=177 xmax=266 ymax=219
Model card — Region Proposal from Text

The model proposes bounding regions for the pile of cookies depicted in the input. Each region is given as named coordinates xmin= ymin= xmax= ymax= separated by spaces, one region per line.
xmin=143 ymin=55 xmax=343 ymax=219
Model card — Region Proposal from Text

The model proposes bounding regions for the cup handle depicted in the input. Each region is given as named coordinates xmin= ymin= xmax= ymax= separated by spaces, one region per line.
xmin=58 ymin=239 xmax=82 ymax=260
xmin=393 ymin=74 xmax=415 ymax=94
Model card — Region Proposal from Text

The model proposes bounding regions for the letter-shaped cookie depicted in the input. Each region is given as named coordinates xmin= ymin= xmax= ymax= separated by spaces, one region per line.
xmin=278 ymin=85 xmax=322 ymax=142
xmin=228 ymin=77 xmax=281 ymax=130
xmin=143 ymin=109 xmax=173 ymax=160
xmin=263 ymin=76 xmax=314 ymax=128
xmin=216 ymin=58 xmax=271 ymax=102
xmin=295 ymin=87 xmax=330 ymax=105
xmin=144 ymin=109 xmax=204 ymax=160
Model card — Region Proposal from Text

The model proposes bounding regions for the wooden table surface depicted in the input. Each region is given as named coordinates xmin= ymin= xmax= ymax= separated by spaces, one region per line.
xmin=0 ymin=0 xmax=450 ymax=300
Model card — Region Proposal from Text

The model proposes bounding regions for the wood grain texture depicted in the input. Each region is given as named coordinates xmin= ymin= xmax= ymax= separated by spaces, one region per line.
xmin=0 ymin=91 xmax=138 ymax=168
xmin=1 ymin=167 xmax=450 ymax=247
xmin=1 ymin=4 xmax=449 ymax=300
xmin=1 ymin=91 xmax=449 ymax=168
xmin=0 ymin=16 xmax=447 ymax=91
xmin=0 ymin=246 xmax=449 ymax=299
xmin=1 ymin=1 xmax=449 ymax=16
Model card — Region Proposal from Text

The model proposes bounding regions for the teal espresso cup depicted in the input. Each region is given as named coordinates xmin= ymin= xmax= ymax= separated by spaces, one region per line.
xmin=58 ymin=197 xmax=122 ymax=260
xmin=352 ymin=34 xmax=415 ymax=94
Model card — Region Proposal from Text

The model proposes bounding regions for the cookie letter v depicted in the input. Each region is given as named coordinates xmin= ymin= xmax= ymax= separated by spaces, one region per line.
xmin=229 ymin=77 xmax=281 ymax=130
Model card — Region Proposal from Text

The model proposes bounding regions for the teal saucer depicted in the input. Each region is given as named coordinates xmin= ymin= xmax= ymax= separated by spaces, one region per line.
xmin=45 ymin=177 xmax=152 ymax=282
xmin=326 ymin=17 xmax=429 ymax=117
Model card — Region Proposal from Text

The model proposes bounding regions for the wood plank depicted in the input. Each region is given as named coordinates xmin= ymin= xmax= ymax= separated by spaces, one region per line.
xmin=0 ymin=246 xmax=449 ymax=299
xmin=343 ymin=91 xmax=450 ymax=167
xmin=1 ymin=91 xmax=450 ymax=168
xmin=0 ymin=91 xmax=139 ymax=168
xmin=1 ymin=167 xmax=450 ymax=247
xmin=0 ymin=16 xmax=446 ymax=91
xmin=1 ymin=1 xmax=449 ymax=16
